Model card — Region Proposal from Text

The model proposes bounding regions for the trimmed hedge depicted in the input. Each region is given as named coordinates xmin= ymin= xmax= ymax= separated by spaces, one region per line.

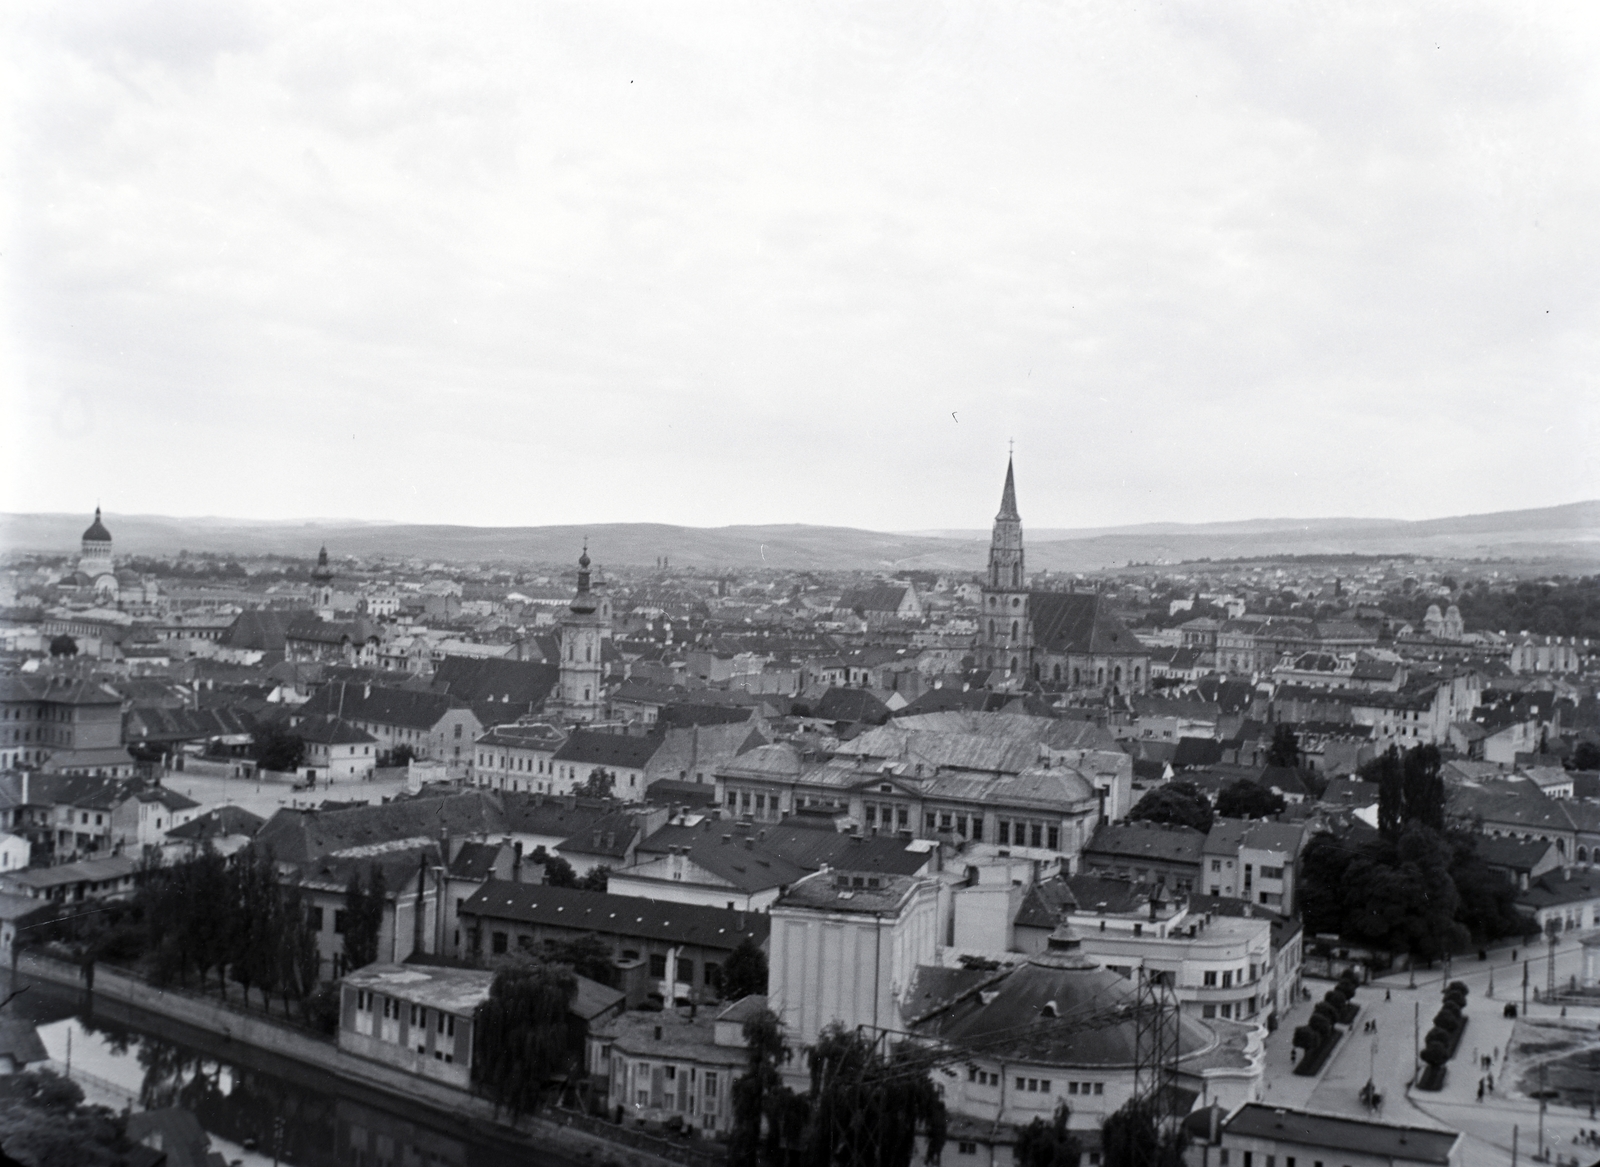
xmin=1292 ymin=1025 xmax=1342 ymax=1076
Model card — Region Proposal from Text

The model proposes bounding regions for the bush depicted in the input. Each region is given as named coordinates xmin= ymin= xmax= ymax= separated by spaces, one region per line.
xmin=1309 ymin=1013 xmax=1332 ymax=1036
xmin=1421 ymin=1043 xmax=1450 ymax=1067
xmin=1447 ymin=981 xmax=1468 ymax=996
xmin=1312 ymin=1002 xmax=1338 ymax=1026
xmin=1293 ymin=1025 xmax=1320 ymax=1051
xmin=305 ymin=983 xmax=342 ymax=1036
xmin=1443 ymin=990 xmax=1467 ymax=1010
xmin=1328 ymin=985 xmax=1351 ymax=1005
xmin=1339 ymin=968 xmax=1361 ymax=989
xmin=1433 ymin=1012 xmax=1460 ymax=1033
xmin=1425 ymin=1026 xmax=1450 ymax=1047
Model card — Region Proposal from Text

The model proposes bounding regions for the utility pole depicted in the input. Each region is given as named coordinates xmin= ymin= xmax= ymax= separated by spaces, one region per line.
xmin=1413 ymin=1001 xmax=1420 ymax=1087
xmin=1524 ymin=960 xmax=1530 ymax=1013
xmin=1549 ymin=935 xmax=1558 ymax=1001
xmin=1539 ymin=1060 xmax=1548 ymax=1162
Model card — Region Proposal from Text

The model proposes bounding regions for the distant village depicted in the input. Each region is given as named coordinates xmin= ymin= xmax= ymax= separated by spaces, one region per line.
xmin=0 ymin=463 xmax=1596 ymax=1166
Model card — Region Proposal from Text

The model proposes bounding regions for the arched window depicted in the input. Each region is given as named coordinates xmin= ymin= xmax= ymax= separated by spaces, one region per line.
xmin=1134 ymin=667 xmax=1142 ymax=682
xmin=989 ymin=620 xmax=996 ymax=638
xmin=1580 ymin=846 xmax=1590 ymax=864
xmin=585 ymin=645 xmax=592 ymax=662
xmin=1053 ymin=664 xmax=1061 ymax=682
xmin=1012 ymin=564 xmax=1020 ymax=587
xmin=1011 ymin=620 xmax=1019 ymax=640
xmin=1072 ymin=668 xmax=1080 ymax=684
xmin=1114 ymin=666 xmax=1122 ymax=683
xmin=1032 ymin=663 xmax=1040 ymax=680
xmin=1097 ymin=667 xmax=1105 ymax=684
xmin=1010 ymin=657 xmax=1019 ymax=673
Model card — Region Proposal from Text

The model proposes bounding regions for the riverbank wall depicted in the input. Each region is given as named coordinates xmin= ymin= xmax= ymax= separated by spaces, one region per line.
xmin=17 ymin=952 xmax=716 ymax=1167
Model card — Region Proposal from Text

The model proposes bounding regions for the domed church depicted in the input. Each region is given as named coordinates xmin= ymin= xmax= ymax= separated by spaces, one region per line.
xmin=73 ymin=508 xmax=119 ymax=599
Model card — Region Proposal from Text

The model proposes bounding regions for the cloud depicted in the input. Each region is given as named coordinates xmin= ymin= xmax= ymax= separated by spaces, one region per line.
xmin=4 ymin=0 xmax=1598 ymax=533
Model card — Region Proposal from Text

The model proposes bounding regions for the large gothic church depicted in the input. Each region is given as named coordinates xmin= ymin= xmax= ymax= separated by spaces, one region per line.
xmin=978 ymin=458 xmax=1150 ymax=695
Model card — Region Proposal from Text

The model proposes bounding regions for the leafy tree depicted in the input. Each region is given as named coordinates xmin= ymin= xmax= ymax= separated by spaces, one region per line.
xmin=577 ymin=865 xmax=610 ymax=893
xmin=1016 ymin=1100 xmax=1083 ymax=1167
xmin=47 ymin=634 xmax=78 ymax=658
xmin=1101 ymin=1096 xmax=1187 ymax=1167
xmin=1215 ymin=780 xmax=1285 ymax=820
xmin=1126 ymin=782 xmax=1213 ymax=833
xmin=547 ymin=933 xmax=615 ymax=986
xmin=803 ymin=1024 xmax=946 ymax=1167
xmin=721 ymin=935 xmax=768 ymax=1000
xmin=341 ymin=866 xmax=387 ymax=973
xmin=1573 ymin=740 xmax=1600 ymax=772
xmin=0 ymin=1070 xmax=132 ymax=1167
xmin=730 ymin=1008 xmax=807 ymax=1167
xmin=383 ymin=744 xmax=417 ymax=768
xmin=1265 ymin=724 xmax=1300 ymax=768
xmin=575 ymin=768 xmax=616 ymax=799
xmin=533 ymin=848 xmax=576 ymax=888
xmin=1401 ymin=745 xmax=1445 ymax=833
xmin=253 ymin=724 xmax=306 ymax=773
xmin=471 ymin=961 xmax=578 ymax=1122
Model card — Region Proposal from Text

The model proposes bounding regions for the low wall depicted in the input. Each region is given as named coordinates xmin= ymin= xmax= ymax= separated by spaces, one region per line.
xmin=19 ymin=954 xmax=709 ymax=1167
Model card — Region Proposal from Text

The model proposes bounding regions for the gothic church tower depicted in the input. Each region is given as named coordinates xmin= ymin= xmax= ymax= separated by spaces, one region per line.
xmin=981 ymin=457 xmax=1031 ymax=677
xmin=557 ymin=546 xmax=608 ymax=722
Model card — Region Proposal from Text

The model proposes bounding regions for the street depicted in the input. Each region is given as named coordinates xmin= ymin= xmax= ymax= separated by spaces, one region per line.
xmin=1259 ymin=938 xmax=1600 ymax=1166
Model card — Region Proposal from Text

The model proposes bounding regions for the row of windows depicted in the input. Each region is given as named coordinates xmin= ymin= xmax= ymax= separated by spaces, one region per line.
xmin=1200 ymin=996 xmax=1257 ymax=1019
xmin=486 ymin=933 xmax=722 ymax=988
xmin=1 ymin=706 xmax=79 ymax=721
xmin=998 ymin=819 xmax=1059 ymax=850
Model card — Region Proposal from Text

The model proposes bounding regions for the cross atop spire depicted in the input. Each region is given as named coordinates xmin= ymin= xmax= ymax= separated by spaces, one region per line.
xmin=996 ymin=453 xmax=1020 ymax=522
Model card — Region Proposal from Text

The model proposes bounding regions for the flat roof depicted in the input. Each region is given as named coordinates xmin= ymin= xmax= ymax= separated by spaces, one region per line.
xmin=1223 ymin=1104 xmax=1459 ymax=1164
xmin=341 ymin=963 xmax=494 ymax=1015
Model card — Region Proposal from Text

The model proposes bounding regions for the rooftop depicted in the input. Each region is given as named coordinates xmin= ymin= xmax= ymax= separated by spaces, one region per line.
xmin=1222 ymin=1103 xmax=1459 ymax=1164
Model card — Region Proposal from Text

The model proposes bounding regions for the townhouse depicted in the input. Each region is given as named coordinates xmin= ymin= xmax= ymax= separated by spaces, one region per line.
xmin=290 ymin=682 xmax=482 ymax=773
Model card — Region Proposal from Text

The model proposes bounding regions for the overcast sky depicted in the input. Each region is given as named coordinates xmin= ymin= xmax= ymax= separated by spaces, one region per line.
xmin=4 ymin=1 xmax=1598 ymax=534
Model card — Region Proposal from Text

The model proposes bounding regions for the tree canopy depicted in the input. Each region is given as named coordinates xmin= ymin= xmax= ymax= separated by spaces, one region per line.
xmin=1127 ymin=782 xmax=1214 ymax=833
xmin=575 ymin=768 xmax=616 ymax=799
xmin=1100 ymin=1096 xmax=1186 ymax=1167
xmin=721 ymin=935 xmax=769 ymax=1000
xmin=804 ymin=1025 xmax=945 ymax=1167
xmin=471 ymin=960 xmax=578 ymax=1122
xmin=533 ymin=848 xmax=577 ymax=888
xmin=341 ymin=865 xmax=387 ymax=973
xmin=1265 ymin=724 xmax=1300 ymax=769
xmin=730 ymin=1008 xmax=808 ymax=1167
xmin=1215 ymin=780 xmax=1285 ymax=821
xmin=1016 ymin=1101 xmax=1084 ymax=1167
xmin=1365 ymin=744 xmax=1445 ymax=838
xmin=253 ymin=724 xmax=306 ymax=773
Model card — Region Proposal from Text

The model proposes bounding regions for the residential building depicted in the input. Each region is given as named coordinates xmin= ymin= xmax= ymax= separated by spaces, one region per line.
xmin=109 ymin=784 xmax=201 ymax=853
xmin=591 ymin=996 xmax=753 ymax=1137
xmin=471 ymin=722 xmax=567 ymax=794
xmin=1080 ymin=822 xmax=1205 ymax=893
xmin=0 ymin=854 xmax=140 ymax=904
xmin=339 ymin=963 xmax=488 ymax=1090
xmin=550 ymin=729 xmax=663 ymax=801
xmin=290 ymin=683 xmax=482 ymax=773
xmin=296 ymin=715 xmax=378 ymax=783
xmin=0 ymin=675 xmax=129 ymax=774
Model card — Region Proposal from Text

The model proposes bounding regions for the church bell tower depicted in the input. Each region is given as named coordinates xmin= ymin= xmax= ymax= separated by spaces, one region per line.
xmin=980 ymin=456 xmax=1031 ymax=677
xmin=557 ymin=545 xmax=608 ymax=722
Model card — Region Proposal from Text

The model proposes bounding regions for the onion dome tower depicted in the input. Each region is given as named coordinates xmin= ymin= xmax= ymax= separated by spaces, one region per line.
xmin=557 ymin=544 xmax=609 ymax=723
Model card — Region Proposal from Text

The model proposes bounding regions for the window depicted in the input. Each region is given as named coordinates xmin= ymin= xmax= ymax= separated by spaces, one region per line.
xmin=650 ymin=954 xmax=668 ymax=977
xmin=1204 ymin=970 xmax=1217 ymax=986
xmin=1093 ymin=1082 xmax=1103 ymax=1095
xmin=998 ymin=821 xmax=1010 ymax=845
xmin=308 ymin=906 xmax=324 ymax=931
xmin=678 ymin=959 xmax=694 ymax=983
xmin=959 ymin=1142 xmax=977 ymax=1155
xmin=492 ymin=932 xmax=508 ymax=954
xmin=334 ymin=910 xmax=348 ymax=935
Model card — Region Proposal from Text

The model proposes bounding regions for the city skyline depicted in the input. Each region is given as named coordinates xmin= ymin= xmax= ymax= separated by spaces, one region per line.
xmin=6 ymin=3 xmax=1600 ymax=533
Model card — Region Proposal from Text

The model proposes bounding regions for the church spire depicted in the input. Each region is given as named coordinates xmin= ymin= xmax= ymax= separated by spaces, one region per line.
xmin=997 ymin=454 xmax=1020 ymax=522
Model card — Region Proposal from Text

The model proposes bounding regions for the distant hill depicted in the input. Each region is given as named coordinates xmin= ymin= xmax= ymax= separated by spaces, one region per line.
xmin=3 ymin=501 xmax=1597 ymax=573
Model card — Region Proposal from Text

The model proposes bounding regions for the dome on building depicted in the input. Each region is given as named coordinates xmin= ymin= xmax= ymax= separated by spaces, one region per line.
xmin=82 ymin=508 xmax=112 ymax=544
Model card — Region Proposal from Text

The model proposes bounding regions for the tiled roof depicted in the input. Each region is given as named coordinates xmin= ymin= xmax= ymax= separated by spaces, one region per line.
xmin=1029 ymin=592 xmax=1142 ymax=656
xmin=255 ymin=790 xmax=508 ymax=864
xmin=459 ymin=880 xmax=768 ymax=951
xmin=552 ymin=729 xmax=664 ymax=770
xmin=431 ymin=657 xmax=559 ymax=711
xmin=297 ymin=715 xmax=377 ymax=747
xmin=297 ymin=683 xmax=471 ymax=731
xmin=1084 ymin=822 xmax=1206 ymax=866
xmin=165 ymin=805 xmax=264 ymax=841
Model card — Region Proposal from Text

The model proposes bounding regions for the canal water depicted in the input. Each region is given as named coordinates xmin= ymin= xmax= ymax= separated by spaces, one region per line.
xmin=11 ymin=977 xmax=580 ymax=1166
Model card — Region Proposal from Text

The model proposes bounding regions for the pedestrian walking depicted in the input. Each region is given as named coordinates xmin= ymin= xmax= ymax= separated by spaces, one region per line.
xmin=1478 ymin=1079 xmax=1484 ymax=1101
xmin=1385 ymin=989 xmax=1391 ymax=1001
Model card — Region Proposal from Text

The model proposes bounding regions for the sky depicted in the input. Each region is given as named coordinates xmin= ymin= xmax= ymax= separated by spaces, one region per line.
xmin=3 ymin=1 xmax=1599 ymax=534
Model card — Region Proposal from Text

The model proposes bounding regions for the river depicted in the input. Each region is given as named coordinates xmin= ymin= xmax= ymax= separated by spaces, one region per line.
xmin=10 ymin=976 xmax=584 ymax=1166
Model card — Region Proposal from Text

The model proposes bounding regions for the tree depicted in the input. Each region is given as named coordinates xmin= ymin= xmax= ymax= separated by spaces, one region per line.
xmin=1016 ymin=1101 xmax=1083 ymax=1167
xmin=547 ymin=933 xmax=615 ymax=986
xmin=1401 ymin=745 xmax=1445 ymax=833
xmin=1101 ymin=1096 xmax=1187 ymax=1167
xmin=576 ymin=768 xmax=616 ymax=799
xmin=1573 ymin=740 xmax=1600 ymax=772
xmin=0 ymin=1070 xmax=132 ymax=1167
xmin=1265 ymin=724 xmax=1300 ymax=769
xmin=533 ymin=848 xmax=576 ymax=888
xmin=383 ymin=743 xmax=417 ymax=768
xmin=1368 ymin=746 xmax=1405 ymax=839
xmin=721 ymin=935 xmax=768 ymax=1000
xmin=730 ymin=1008 xmax=807 ymax=1167
xmin=471 ymin=960 xmax=577 ymax=1122
xmin=803 ymin=1024 xmax=946 ymax=1167
xmin=47 ymin=634 xmax=78 ymax=658
xmin=1126 ymin=782 xmax=1213 ymax=833
xmin=577 ymin=865 xmax=610 ymax=893
xmin=341 ymin=865 xmax=387 ymax=973
xmin=253 ymin=724 xmax=305 ymax=773
xmin=1215 ymin=780 xmax=1285 ymax=821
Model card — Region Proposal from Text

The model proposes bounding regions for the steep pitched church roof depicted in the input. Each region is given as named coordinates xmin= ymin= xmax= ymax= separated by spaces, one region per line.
xmin=1029 ymin=592 xmax=1140 ymax=656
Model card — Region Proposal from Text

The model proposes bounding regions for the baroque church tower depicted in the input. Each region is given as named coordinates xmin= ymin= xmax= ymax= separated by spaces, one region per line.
xmin=981 ymin=457 xmax=1032 ymax=677
xmin=557 ymin=545 xmax=609 ymax=722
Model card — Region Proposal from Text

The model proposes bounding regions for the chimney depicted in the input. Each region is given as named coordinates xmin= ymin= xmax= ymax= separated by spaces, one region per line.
xmin=513 ymin=841 xmax=523 ymax=881
xmin=744 ymin=838 xmax=753 ymax=851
